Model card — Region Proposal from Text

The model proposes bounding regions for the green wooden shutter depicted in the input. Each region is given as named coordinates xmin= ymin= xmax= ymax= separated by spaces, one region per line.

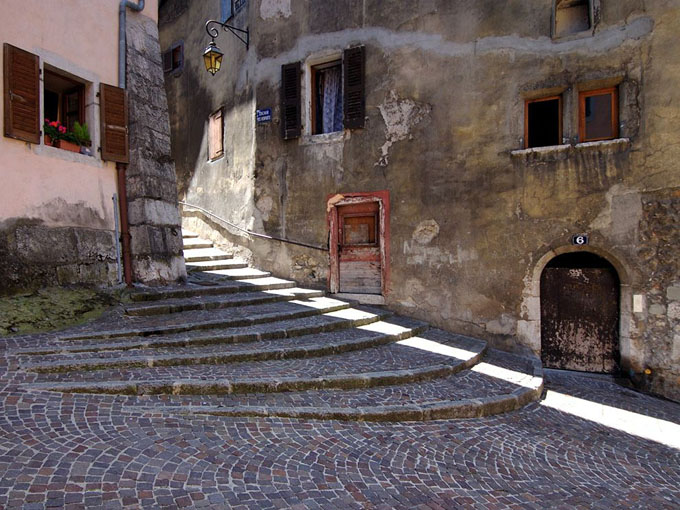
xmin=3 ymin=43 xmax=40 ymax=144
xmin=100 ymin=83 xmax=129 ymax=163
xmin=281 ymin=62 xmax=301 ymax=139
xmin=343 ymin=46 xmax=365 ymax=130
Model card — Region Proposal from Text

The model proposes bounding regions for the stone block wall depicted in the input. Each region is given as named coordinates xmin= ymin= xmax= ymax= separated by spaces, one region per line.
xmin=0 ymin=220 xmax=118 ymax=296
xmin=125 ymin=13 xmax=186 ymax=285
xmin=636 ymin=189 xmax=680 ymax=400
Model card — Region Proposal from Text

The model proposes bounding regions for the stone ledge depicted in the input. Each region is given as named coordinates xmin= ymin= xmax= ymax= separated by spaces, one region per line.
xmin=510 ymin=138 xmax=631 ymax=162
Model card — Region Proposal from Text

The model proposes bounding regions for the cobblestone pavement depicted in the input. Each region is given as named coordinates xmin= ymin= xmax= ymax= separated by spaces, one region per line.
xmin=1 ymin=337 xmax=679 ymax=510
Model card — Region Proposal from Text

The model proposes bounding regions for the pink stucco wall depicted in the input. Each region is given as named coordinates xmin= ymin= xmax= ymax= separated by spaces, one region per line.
xmin=0 ymin=0 xmax=158 ymax=230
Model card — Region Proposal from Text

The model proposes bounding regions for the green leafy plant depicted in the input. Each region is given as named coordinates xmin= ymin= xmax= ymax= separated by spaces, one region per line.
xmin=72 ymin=121 xmax=91 ymax=146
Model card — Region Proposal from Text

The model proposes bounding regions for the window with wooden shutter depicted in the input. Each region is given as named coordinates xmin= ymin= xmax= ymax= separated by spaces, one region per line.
xmin=281 ymin=62 xmax=301 ymax=140
xmin=208 ymin=108 xmax=224 ymax=161
xmin=100 ymin=83 xmax=129 ymax=163
xmin=3 ymin=43 xmax=40 ymax=144
xmin=343 ymin=46 xmax=365 ymax=130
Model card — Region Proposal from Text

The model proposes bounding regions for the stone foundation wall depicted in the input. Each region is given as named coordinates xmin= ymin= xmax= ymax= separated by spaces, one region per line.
xmin=636 ymin=189 xmax=680 ymax=400
xmin=0 ymin=220 xmax=118 ymax=296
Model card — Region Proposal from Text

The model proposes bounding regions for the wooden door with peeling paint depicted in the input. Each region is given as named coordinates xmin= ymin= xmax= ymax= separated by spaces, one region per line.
xmin=337 ymin=201 xmax=381 ymax=294
xmin=540 ymin=253 xmax=620 ymax=373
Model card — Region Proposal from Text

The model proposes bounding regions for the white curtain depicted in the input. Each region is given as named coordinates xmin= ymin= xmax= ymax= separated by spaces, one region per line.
xmin=322 ymin=67 xmax=343 ymax=133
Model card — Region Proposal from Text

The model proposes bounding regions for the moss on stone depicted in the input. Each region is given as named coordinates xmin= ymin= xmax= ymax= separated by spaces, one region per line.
xmin=0 ymin=286 xmax=123 ymax=336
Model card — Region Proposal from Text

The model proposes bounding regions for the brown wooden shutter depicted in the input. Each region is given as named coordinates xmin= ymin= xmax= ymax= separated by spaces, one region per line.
xmin=100 ymin=83 xmax=129 ymax=163
xmin=162 ymin=50 xmax=173 ymax=73
xmin=3 ymin=43 xmax=40 ymax=144
xmin=208 ymin=109 xmax=224 ymax=160
xmin=281 ymin=62 xmax=301 ymax=139
xmin=343 ymin=46 xmax=365 ymax=130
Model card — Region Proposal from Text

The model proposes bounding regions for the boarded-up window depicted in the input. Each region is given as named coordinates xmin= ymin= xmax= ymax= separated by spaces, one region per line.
xmin=343 ymin=46 xmax=365 ymax=130
xmin=209 ymin=109 xmax=224 ymax=160
xmin=3 ymin=43 xmax=40 ymax=144
xmin=281 ymin=62 xmax=301 ymax=140
xmin=554 ymin=0 xmax=591 ymax=38
xmin=100 ymin=83 xmax=129 ymax=163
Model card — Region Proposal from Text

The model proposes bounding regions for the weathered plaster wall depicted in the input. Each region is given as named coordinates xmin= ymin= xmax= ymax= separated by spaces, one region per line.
xmin=161 ymin=0 xmax=680 ymax=400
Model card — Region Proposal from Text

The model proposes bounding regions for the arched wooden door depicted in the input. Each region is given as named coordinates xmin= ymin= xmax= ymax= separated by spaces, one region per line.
xmin=540 ymin=252 xmax=620 ymax=373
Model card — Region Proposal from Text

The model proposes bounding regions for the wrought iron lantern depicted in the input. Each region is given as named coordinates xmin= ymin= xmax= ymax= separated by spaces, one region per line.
xmin=203 ymin=19 xmax=249 ymax=75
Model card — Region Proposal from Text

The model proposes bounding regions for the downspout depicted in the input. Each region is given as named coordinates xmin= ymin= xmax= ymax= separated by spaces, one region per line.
xmin=116 ymin=0 xmax=145 ymax=286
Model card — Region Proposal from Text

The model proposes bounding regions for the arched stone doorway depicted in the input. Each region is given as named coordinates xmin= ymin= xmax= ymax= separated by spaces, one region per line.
xmin=540 ymin=252 xmax=620 ymax=373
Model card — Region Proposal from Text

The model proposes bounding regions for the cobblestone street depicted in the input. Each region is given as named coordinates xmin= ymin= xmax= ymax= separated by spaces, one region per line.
xmin=1 ymin=330 xmax=678 ymax=510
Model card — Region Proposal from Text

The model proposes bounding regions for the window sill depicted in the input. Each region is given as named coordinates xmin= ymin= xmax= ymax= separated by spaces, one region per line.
xmin=36 ymin=144 xmax=104 ymax=168
xmin=574 ymin=138 xmax=630 ymax=151
xmin=511 ymin=138 xmax=630 ymax=162
xmin=300 ymin=130 xmax=349 ymax=146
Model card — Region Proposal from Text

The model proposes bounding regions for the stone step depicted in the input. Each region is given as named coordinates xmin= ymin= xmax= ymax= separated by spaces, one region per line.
xmin=185 ymin=259 xmax=249 ymax=272
xmin=22 ymin=316 xmax=429 ymax=373
xmin=182 ymin=238 xmax=213 ymax=249
xmin=15 ymin=306 xmax=393 ymax=356
xmin=129 ymin=278 xmax=297 ymax=302
xmin=58 ymin=296 xmax=353 ymax=341
xmin=125 ymin=287 xmax=319 ymax=317
xmin=198 ymin=267 xmax=272 ymax=280
xmin=181 ymin=230 xmax=199 ymax=239
xmin=188 ymin=350 xmax=544 ymax=421
xmin=183 ymin=247 xmax=232 ymax=262
xmin=26 ymin=329 xmax=487 ymax=395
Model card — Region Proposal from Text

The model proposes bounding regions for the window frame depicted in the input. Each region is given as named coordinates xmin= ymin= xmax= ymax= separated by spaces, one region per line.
xmin=208 ymin=108 xmax=224 ymax=161
xmin=163 ymin=40 xmax=184 ymax=75
xmin=553 ymin=0 xmax=593 ymax=39
xmin=579 ymin=87 xmax=619 ymax=143
xmin=310 ymin=59 xmax=342 ymax=136
xmin=43 ymin=68 xmax=86 ymax=135
xmin=524 ymin=95 xmax=563 ymax=149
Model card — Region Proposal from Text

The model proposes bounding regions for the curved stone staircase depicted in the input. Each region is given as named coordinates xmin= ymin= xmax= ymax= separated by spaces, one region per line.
xmin=14 ymin=231 xmax=544 ymax=421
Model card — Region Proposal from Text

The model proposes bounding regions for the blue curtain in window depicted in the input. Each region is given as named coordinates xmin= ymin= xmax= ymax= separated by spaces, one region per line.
xmin=221 ymin=0 xmax=232 ymax=22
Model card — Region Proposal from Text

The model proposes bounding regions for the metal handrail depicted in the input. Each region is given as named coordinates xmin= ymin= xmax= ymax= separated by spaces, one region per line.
xmin=179 ymin=200 xmax=329 ymax=252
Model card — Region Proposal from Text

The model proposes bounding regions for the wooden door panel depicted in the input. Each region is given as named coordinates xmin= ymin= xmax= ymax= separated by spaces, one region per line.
xmin=541 ymin=267 xmax=619 ymax=373
xmin=338 ymin=202 xmax=381 ymax=294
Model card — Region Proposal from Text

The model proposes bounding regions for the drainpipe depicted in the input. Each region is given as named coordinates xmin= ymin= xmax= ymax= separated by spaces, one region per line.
xmin=116 ymin=0 xmax=145 ymax=287
xmin=119 ymin=0 xmax=145 ymax=89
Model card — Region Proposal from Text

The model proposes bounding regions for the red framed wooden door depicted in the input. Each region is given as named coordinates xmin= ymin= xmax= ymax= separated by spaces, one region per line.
xmin=337 ymin=201 xmax=381 ymax=294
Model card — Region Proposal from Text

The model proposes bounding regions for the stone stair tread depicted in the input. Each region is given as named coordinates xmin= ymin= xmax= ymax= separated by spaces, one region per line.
xmin=58 ymin=297 xmax=352 ymax=340
xmin=201 ymin=267 xmax=271 ymax=279
xmin=137 ymin=349 xmax=542 ymax=420
xmin=28 ymin=329 xmax=488 ymax=393
xmin=30 ymin=335 xmax=483 ymax=383
xmin=129 ymin=279 xmax=292 ymax=302
xmin=20 ymin=307 xmax=392 ymax=355
xmin=183 ymin=247 xmax=232 ymax=261
xmin=21 ymin=318 xmax=427 ymax=372
xmin=182 ymin=238 xmax=213 ymax=248
xmin=185 ymin=259 xmax=249 ymax=271
xmin=181 ymin=230 xmax=199 ymax=238
xmin=125 ymin=287 xmax=322 ymax=316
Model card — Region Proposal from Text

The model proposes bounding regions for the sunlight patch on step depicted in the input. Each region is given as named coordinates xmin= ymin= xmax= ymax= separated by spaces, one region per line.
xmin=289 ymin=297 xmax=349 ymax=309
xmin=396 ymin=337 xmax=478 ymax=361
xmin=541 ymin=390 xmax=680 ymax=450
xmin=265 ymin=288 xmax=322 ymax=297
xmin=471 ymin=363 xmax=542 ymax=389
xmin=360 ymin=321 xmax=411 ymax=336
xmin=323 ymin=308 xmax=379 ymax=321
xmin=238 ymin=277 xmax=294 ymax=286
